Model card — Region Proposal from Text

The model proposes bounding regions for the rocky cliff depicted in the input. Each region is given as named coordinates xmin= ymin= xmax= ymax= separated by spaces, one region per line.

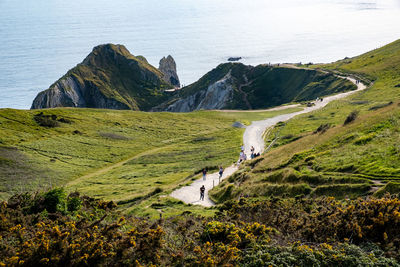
xmin=160 ymin=71 xmax=234 ymax=112
xmin=31 ymin=44 xmax=173 ymax=110
xmin=154 ymin=63 xmax=357 ymax=112
xmin=159 ymin=55 xmax=180 ymax=87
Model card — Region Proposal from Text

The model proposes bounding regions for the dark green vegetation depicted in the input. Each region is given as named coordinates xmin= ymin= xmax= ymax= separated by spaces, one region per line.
xmin=210 ymin=39 xmax=400 ymax=203
xmin=1 ymin=190 xmax=399 ymax=266
xmin=162 ymin=62 xmax=355 ymax=110
xmin=31 ymin=44 xmax=173 ymax=110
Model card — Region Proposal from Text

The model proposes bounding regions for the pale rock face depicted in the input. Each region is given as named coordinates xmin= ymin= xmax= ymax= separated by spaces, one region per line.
xmin=161 ymin=71 xmax=233 ymax=112
xmin=31 ymin=76 xmax=129 ymax=110
xmin=159 ymin=55 xmax=180 ymax=87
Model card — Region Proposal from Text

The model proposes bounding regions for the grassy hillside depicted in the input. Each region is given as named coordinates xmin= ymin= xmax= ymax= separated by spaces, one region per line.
xmin=211 ymin=39 xmax=400 ymax=202
xmin=0 ymin=106 xmax=301 ymax=217
xmin=243 ymin=65 xmax=355 ymax=108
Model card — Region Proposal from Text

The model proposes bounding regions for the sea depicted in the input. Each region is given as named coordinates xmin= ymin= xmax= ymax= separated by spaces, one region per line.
xmin=1 ymin=0 xmax=400 ymax=109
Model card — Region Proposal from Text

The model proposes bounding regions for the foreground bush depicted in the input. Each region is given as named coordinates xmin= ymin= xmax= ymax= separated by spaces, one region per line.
xmin=0 ymin=190 xmax=399 ymax=266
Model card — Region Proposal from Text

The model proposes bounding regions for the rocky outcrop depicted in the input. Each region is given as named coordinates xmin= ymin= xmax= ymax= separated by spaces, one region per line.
xmin=31 ymin=44 xmax=173 ymax=110
xmin=159 ymin=55 xmax=180 ymax=87
xmin=159 ymin=72 xmax=233 ymax=112
xmin=31 ymin=76 xmax=129 ymax=109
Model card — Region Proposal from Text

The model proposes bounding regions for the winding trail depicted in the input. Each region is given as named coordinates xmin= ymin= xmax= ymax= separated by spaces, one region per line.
xmin=171 ymin=76 xmax=366 ymax=207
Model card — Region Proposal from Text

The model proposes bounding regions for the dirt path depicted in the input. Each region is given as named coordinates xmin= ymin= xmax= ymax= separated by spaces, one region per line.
xmin=170 ymin=166 xmax=238 ymax=207
xmin=171 ymin=76 xmax=366 ymax=206
xmin=66 ymin=146 xmax=167 ymax=188
xmin=213 ymin=104 xmax=301 ymax=113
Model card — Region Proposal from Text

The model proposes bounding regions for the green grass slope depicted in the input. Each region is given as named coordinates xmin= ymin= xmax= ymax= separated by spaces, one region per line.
xmin=211 ymin=38 xmax=400 ymax=202
xmin=0 ymin=106 xmax=301 ymax=217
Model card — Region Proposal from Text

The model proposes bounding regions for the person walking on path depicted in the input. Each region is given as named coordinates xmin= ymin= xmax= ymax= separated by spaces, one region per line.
xmin=200 ymin=185 xmax=205 ymax=201
xmin=219 ymin=166 xmax=224 ymax=179
xmin=250 ymin=146 xmax=255 ymax=159
xmin=202 ymin=168 xmax=207 ymax=181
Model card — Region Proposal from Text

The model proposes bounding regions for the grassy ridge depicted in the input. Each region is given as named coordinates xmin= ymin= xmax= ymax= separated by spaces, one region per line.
xmin=211 ymin=39 xmax=400 ymax=202
xmin=167 ymin=63 xmax=356 ymax=110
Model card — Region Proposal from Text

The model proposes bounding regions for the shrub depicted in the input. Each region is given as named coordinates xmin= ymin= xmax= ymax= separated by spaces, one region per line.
xmin=43 ymin=188 xmax=66 ymax=213
xmin=33 ymin=112 xmax=71 ymax=127
xmin=34 ymin=113 xmax=59 ymax=127
xmin=314 ymin=123 xmax=331 ymax=134
xmin=67 ymin=195 xmax=82 ymax=212
xmin=343 ymin=111 xmax=359 ymax=125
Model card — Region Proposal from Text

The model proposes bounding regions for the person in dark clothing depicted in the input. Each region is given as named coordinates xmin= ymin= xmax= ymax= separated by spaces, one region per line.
xmin=219 ymin=166 xmax=224 ymax=179
xmin=202 ymin=168 xmax=207 ymax=181
xmin=200 ymin=185 xmax=205 ymax=200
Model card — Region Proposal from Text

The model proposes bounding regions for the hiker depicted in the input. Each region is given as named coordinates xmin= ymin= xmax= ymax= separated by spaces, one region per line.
xmin=202 ymin=168 xmax=207 ymax=181
xmin=200 ymin=185 xmax=205 ymax=201
xmin=241 ymin=144 xmax=244 ymax=151
xmin=219 ymin=166 xmax=224 ymax=179
xmin=237 ymin=151 xmax=244 ymax=165
xmin=320 ymin=98 xmax=323 ymax=102
xmin=250 ymin=146 xmax=255 ymax=159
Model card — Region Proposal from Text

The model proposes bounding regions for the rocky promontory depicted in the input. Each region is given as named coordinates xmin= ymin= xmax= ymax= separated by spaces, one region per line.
xmin=159 ymin=55 xmax=180 ymax=87
xmin=31 ymin=44 xmax=175 ymax=110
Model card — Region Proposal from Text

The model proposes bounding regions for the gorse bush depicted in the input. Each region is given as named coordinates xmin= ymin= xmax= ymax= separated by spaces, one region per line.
xmin=43 ymin=188 xmax=66 ymax=213
xmin=1 ymin=190 xmax=399 ymax=266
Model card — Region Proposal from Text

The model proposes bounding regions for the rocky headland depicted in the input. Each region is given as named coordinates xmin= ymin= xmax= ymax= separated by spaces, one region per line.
xmin=31 ymin=44 xmax=177 ymax=111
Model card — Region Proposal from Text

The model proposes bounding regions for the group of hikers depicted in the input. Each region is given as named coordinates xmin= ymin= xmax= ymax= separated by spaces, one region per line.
xmin=238 ymin=145 xmax=260 ymax=165
xmin=355 ymin=79 xmax=361 ymax=84
xmin=199 ymin=145 xmax=259 ymax=201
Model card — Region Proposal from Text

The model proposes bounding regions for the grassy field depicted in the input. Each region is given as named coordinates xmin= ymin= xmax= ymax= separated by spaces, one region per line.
xmin=0 ymin=106 xmax=302 ymax=217
xmin=210 ymin=39 xmax=400 ymax=202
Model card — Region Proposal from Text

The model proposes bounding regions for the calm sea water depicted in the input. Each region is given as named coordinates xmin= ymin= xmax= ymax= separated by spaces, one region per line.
xmin=1 ymin=0 xmax=400 ymax=109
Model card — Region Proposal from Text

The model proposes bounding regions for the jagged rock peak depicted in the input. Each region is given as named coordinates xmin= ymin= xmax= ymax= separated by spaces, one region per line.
xmin=159 ymin=55 xmax=180 ymax=87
